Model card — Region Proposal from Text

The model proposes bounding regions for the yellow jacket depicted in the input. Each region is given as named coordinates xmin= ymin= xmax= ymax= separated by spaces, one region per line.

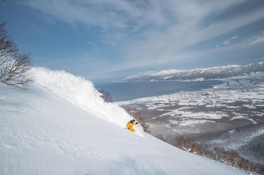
xmin=127 ymin=121 xmax=136 ymax=132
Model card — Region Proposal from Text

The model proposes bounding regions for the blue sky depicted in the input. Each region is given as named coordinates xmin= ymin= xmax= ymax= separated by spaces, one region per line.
xmin=1 ymin=0 xmax=264 ymax=81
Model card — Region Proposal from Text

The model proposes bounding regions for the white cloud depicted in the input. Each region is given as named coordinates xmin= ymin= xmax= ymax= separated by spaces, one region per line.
xmin=19 ymin=0 xmax=168 ymax=31
xmin=120 ymin=4 xmax=264 ymax=67
xmin=16 ymin=0 xmax=264 ymax=73
xmin=248 ymin=33 xmax=264 ymax=45
xmin=223 ymin=36 xmax=238 ymax=45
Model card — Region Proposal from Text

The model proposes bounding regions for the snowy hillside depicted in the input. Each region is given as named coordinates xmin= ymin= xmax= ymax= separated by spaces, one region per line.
xmin=0 ymin=68 xmax=248 ymax=175
xmin=125 ymin=61 xmax=264 ymax=81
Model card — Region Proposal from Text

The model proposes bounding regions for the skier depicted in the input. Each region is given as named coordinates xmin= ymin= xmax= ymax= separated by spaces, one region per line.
xmin=126 ymin=119 xmax=138 ymax=133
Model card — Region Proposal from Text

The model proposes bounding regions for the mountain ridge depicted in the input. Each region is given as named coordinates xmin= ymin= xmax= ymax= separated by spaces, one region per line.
xmin=125 ymin=61 xmax=264 ymax=81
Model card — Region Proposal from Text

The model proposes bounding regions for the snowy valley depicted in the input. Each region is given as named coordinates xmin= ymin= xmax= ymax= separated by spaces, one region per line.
xmin=120 ymin=73 xmax=264 ymax=174
xmin=0 ymin=68 xmax=249 ymax=175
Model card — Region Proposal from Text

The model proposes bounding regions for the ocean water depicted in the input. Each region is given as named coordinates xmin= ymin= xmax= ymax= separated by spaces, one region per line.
xmin=95 ymin=80 xmax=223 ymax=102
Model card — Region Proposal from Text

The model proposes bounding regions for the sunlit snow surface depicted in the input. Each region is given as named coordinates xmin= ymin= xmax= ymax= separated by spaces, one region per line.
xmin=0 ymin=68 xmax=247 ymax=175
xmin=32 ymin=67 xmax=132 ymax=129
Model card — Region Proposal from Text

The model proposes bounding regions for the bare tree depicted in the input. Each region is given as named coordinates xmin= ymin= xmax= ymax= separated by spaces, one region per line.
xmin=0 ymin=22 xmax=32 ymax=88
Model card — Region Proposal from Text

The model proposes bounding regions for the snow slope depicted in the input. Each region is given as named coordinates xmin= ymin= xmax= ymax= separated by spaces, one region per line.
xmin=0 ymin=68 xmax=248 ymax=175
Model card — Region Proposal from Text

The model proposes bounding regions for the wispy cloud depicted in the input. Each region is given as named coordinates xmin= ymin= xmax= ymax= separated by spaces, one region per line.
xmin=223 ymin=36 xmax=238 ymax=45
xmin=17 ymin=0 xmax=167 ymax=30
xmin=248 ymin=32 xmax=264 ymax=45
xmin=13 ymin=0 xmax=264 ymax=76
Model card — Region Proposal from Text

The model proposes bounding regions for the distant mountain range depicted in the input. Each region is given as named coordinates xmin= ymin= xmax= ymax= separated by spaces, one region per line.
xmin=124 ymin=61 xmax=264 ymax=81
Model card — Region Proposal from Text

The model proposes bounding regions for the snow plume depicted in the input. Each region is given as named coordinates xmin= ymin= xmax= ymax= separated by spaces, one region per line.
xmin=32 ymin=67 xmax=132 ymax=127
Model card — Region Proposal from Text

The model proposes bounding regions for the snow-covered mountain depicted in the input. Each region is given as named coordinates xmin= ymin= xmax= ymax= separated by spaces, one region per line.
xmin=0 ymin=68 xmax=247 ymax=175
xmin=125 ymin=61 xmax=264 ymax=81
